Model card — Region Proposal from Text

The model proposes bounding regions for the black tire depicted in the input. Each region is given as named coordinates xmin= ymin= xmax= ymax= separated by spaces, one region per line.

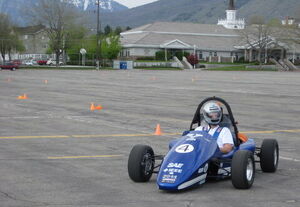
xmin=260 ymin=139 xmax=279 ymax=172
xmin=11 ymin=68 xmax=16 ymax=71
xmin=128 ymin=145 xmax=154 ymax=182
xmin=232 ymin=150 xmax=255 ymax=189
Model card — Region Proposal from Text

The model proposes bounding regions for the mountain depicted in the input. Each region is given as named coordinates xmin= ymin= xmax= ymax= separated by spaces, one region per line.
xmin=0 ymin=0 xmax=128 ymax=26
xmin=100 ymin=0 xmax=300 ymax=27
xmin=70 ymin=0 xmax=127 ymax=12
xmin=1 ymin=0 xmax=299 ymax=28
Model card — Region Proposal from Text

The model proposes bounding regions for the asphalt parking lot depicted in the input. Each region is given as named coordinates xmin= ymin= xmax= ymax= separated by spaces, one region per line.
xmin=0 ymin=69 xmax=299 ymax=207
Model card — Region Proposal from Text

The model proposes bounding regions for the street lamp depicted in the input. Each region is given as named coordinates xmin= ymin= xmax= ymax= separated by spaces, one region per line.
xmin=96 ymin=0 xmax=101 ymax=69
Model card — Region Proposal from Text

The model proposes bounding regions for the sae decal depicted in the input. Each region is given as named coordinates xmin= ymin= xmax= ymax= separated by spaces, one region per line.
xmin=175 ymin=144 xmax=194 ymax=153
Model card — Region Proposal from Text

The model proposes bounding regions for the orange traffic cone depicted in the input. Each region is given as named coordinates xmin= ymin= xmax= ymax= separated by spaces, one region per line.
xmin=154 ymin=124 xmax=162 ymax=135
xmin=95 ymin=105 xmax=103 ymax=110
xmin=90 ymin=103 xmax=96 ymax=111
xmin=18 ymin=94 xmax=28 ymax=100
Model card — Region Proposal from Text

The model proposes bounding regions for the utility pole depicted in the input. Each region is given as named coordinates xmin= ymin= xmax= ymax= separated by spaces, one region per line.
xmin=96 ymin=0 xmax=101 ymax=69
xmin=193 ymin=45 xmax=196 ymax=69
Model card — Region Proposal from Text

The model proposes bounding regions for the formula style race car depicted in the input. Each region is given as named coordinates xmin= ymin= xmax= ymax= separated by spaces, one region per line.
xmin=128 ymin=97 xmax=279 ymax=190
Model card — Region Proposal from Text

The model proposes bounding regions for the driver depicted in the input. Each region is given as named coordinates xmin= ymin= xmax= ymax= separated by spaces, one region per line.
xmin=195 ymin=102 xmax=234 ymax=153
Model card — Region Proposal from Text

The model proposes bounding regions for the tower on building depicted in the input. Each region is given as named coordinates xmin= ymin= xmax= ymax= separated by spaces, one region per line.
xmin=218 ymin=0 xmax=245 ymax=29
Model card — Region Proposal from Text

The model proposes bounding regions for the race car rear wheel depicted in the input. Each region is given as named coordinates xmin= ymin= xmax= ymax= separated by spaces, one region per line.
xmin=128 ymin=145 xmax=154 ymax=182
xmin=260 ymin=139 xmax=279 ymax=172
xmin=231 ymin=150 xmax=255 ymax=189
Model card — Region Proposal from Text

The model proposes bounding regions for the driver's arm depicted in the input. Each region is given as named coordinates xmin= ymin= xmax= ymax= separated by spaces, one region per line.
xmin=219 ymin=128 xmax=234 ymax=153
xmin=220 ymin=144 xmax=233 ymax=153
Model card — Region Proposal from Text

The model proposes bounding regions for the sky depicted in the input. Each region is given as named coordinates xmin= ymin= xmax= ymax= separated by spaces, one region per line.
xmin=114 ymin=0 xmax=158 ymax=9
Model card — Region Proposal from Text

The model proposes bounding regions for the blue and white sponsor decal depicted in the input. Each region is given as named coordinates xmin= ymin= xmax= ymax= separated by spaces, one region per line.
xmin=163 ymin=163 xmax=184 ymax=174
xmin=185 ymin=133 xmax=203 ymax=141
xmin=167 ymin=163 xmax=184 ymax=168
xmin=161 ymin=174 xmax=177 ymax=183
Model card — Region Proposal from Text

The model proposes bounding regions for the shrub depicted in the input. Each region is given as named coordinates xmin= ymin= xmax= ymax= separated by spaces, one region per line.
xmin=136 ymin=56 xmax=156 ymax=61
xmin=155 ymin=51 xmax=172 ymax=61
xmin=187 ymin=54 xmax=199 ymax=66
xmin=235 ymin=56 xmax=249 ymax=63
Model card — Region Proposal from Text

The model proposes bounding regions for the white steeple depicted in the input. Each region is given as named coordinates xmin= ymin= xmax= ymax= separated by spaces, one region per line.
xmin=218 ymin=0 xmax=245 ymax=29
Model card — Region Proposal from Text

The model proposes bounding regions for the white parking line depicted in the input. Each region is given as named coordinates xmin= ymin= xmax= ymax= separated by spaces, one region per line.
xmin=280 ymin=156 xmax=300 ymax=162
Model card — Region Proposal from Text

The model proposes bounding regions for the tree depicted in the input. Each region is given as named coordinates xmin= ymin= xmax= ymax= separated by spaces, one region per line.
xmin=104 ymin=25 xmax=112 ymax=35
xmin=114 ymin=26 xmax=123 ymax=35
xmin=101 ymin=34 xmax=122 ymax=60
xmin=0 ymin=13 xmax=11 ymax=62
xmin=239 ymin=16 xmax=275 ymax=63
xmin=290 ymin=7 xmax=300 ymax=45
xmin=0 ymin=14 xmax=24 ymax=62
xmin=64 ymin=25 xmax=87 ymax=58
xmin=7 ymin=33 xmax=25 ymax=61
xmin=31 ymin=0 xmax=81 ymax=66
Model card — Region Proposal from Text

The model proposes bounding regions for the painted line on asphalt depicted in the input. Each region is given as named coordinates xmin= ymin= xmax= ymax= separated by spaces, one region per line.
xmin=0 ymin=129 xmax=300 ymax=140
xmin=0 ymin=133 xmax=180 ymax=140
xmin=0 ymin=135 xmax=70 ymax=139
xmin=71 ymin=133 xmax=180 ymax=138
xmin=280 ymin=156 xmax=300 ymax=162
xmin=48 ymin=155 xmax=123 ymax=160
xmin=242 ymin=129 xmax=300 ymax=134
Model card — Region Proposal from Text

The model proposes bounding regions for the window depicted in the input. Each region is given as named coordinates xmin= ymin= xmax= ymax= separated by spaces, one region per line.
xmin=209 ymin=52 xmax=212 ymax=56
xmin=214 ymin=52 xmax=217 ymax=57
xmin=121 ymin=50 xmax=126 ymax=57
xmin=198 ymin=51 xmax=203 ymax=59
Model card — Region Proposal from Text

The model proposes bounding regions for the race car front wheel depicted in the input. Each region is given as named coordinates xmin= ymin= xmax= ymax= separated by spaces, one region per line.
xmin=260 ymin=139 xmax=279 ymax=172
xmin=231 ymin=150 xmax=255 ymax=189
xmin=128 ymin=145 xmax=154 ymax=182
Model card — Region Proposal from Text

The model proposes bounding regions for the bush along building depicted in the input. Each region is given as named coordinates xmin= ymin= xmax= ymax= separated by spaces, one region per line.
xmin=120 ymin=0 xmax=300 ymax=68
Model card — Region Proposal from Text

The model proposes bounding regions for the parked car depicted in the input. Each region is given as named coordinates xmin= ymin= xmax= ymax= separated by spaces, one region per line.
xmin=24 ymin=60 xmax=37 ymax=66
xmin=0 ymin=62 xmax=19 ymax=71
xmin=46 ymin=59 xmax=63 ymax=66
xmin=12 ymin=60 xmax=22 ymax=65
xmin=37 ymin=60 xmax=47 ymax=65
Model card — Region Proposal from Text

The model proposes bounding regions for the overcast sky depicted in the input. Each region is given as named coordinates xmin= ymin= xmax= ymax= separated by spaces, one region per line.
xmin=114 ymin=0 xmax=158 ymax=8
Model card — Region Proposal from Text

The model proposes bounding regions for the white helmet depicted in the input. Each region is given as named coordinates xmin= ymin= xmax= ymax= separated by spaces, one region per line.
xmin=203 ymin=102 xmax=222 ymax=125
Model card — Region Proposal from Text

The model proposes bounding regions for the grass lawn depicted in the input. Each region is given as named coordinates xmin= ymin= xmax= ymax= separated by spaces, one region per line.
xmin=134 ymin=67 xmax=182 ymax=70
xmin=205 ymin=65 xmax=277 ymax=71
xmin=135 ymin=60 xmax=170 ymax=62
xmin=19 ymin=66 xmax=116 ymax=70
xmin=199 ymin=61 xmax=255 ymax=65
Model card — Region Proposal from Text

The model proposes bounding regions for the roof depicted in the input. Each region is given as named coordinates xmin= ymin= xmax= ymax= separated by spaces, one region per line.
xmin=124 ymin=22 xmax=239 ymax=36
xmin=121 ymin=22 xmax=241 ymax=51
xmin=228 ymin=0 xmax=235 ymax=10
xmin=15 ymin=24 xmax=46 ymax=35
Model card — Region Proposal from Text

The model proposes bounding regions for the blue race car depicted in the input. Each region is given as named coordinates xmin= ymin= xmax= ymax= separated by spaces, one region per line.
xmin=128 ymin=97 xmax=279 ymax=190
